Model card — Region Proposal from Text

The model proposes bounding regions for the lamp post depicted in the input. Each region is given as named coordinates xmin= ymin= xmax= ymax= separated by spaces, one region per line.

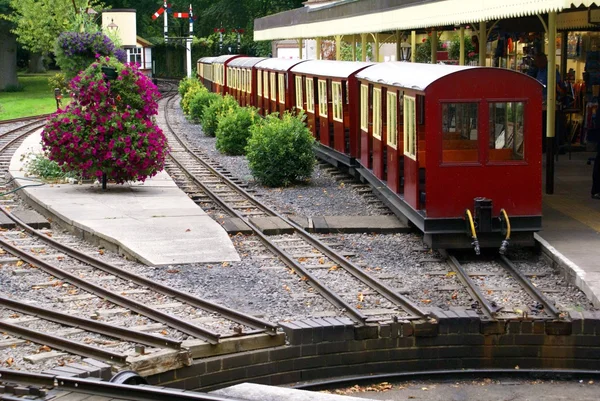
xmin=54 ymin=88 xmax=62 ymax=110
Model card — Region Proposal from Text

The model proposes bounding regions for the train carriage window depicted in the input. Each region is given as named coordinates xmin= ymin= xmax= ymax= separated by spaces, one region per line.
xmin=263 ymin=71 xmax=269 ymax=99
xmin=441 ymin=102 xmax=479 ymax=163
xmin=372 ymin=88 xmax=382 ymax=140
xmin=318 ymin=79 xmax=328 ymax=118
xmin=404 ymin=96 xmax=416 ymax=160
xmin=387 ymin=91 xmax=398 ymax=148
xmin=489 ymin=102 xmax=525 ymax=161
xmin=247 ymin=70 xmax=252 ymax=93
xmin=306 ymin=78 xmax=315 ymax=113
xmin=360 ymin=84 xmax=369 ymax=131
xmin=236 ymin=68 xmax=240 ymax=90
xmin=239 ymin=69 xmax=243 ymax=91
xmin=257 ymin=70 xmax=262 ymax=97
xmin=270 ymin=72 xmax=277 ymax=101
xmin=295 ymin=76 xmax=304 ymax=110
xmin=278 ymin=73 xmax=285 ymax=104
xmin=332 ymin=81 xmax=343 ymax=122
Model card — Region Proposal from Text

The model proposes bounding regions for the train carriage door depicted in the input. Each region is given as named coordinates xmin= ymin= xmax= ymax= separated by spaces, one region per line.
xmin=332 ymin=80 xmax=344 ymax=153
xmin=318 ymin=79 xmax=329 ymax=146
xmin=372 ymin=86 xmax=385 ymax=180
xmin=257 ymin=69 xmax=263 ymax=114
xmin=295 ymin=75 xmax=304 ymax=115
xmin=270 ymin=72 xmax=277 ymax=114
xmin=359 ymin=82 xmax=371 ymax=167
xmin=403 ymin=94 xmax=420 ymax=210
xmin=263 ymin=70 xmax=270 ymax=114
xmin=306 ymin=77 xmax=317 ymax=138
xmin=386 ymin=89 xmax=400 ymax=193
xmin=278 ymin=73 xmax=286 ymax=115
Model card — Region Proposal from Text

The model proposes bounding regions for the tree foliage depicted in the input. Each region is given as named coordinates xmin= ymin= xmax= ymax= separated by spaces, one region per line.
xmin=7 ymin=0 xmax=104 ymax=54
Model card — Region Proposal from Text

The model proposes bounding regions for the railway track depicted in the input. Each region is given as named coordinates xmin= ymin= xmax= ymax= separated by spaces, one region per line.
xmin=161 ymin=92 xmax=428 ymax=325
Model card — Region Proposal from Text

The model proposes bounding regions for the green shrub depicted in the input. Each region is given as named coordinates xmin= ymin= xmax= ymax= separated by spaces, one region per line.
xmin=216 ymin=107 xmax=259 ymax=155
xmin=180 ymin=79 xmax=206 ymax=115
xmin=201 ymin=95 xmax=239 ymax=137
xmin=178 ymin=76 xmax=201 ymax=97
xmin=189 ymin=90 xmax=220 ymax=122
xmin=48 ymin=73 xmax=68 ymax=96
xmin=23 ymin=152 xmax=79 ymax=182
xmin=246 ymin=111 xmax=315 ymax=187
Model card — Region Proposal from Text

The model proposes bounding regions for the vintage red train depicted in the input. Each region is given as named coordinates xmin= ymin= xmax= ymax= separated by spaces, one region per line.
xmin=197 ymin=56 xmax=543 ymax=253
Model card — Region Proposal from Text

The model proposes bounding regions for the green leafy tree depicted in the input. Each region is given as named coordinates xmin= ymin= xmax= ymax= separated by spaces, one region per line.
xmin=7 ymin=0 xmax=104 ymax=55
xmin=448 ymin=34 xmax=476 ymax=62
xmin=415 ymin=34 xmax=443 ymax=63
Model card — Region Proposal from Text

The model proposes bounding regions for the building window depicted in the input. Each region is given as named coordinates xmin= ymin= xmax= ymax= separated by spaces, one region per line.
xmin=128 ymin=47 xmax=142 ymax=65
xmin=372 ymin=87 xmax=382 ymax=140
xmin=441 ymin=102 xmax=479 ymax=163
xmin=257 ymin=70 xmax=262 ymax=97
xmin=360 ymin=84 xmax=369 ymax=131
xmin=404 ymin=96 xmax=416 ymax=160
xmin=387 ymin=91 xmax=397 ymax=148
xmin=278 ymin=73 xmax=285 ymax=104
xmin=318 ymin=79 xmax=328 ymax=118
xmin=332 ymin=81 xmax=343 ymax=122
xmin=306 ymin=78 xmax=315 ymax=112
xmin=489 ymin=102 xmax=525 ymax=161
xmin=295 ymin=76 xmax=303 ymax=110
xmin=263 ymin=71 xmax=269 ymax=99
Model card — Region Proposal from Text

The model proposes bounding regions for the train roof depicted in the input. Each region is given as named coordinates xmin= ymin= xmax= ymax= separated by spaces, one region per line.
xmin=291 ymin=60 xmax=374 ymax=78
xmin=356 ymin=62 xmax=543 ymax=91
xmin=228 ymin=57 xmax=267 ymax=68
xmin=213 ymin=55 xmax=241 ymax=64
xmin=197 ymin=57 xmax=217 ymax=63
xmin=255 ymin=58 xmax=307 ymax=71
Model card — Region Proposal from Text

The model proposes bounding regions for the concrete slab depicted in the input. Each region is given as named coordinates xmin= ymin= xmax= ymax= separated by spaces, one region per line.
xmin=313 ymin=215 xmax=410 ymax=234
xmin=10 ymin=132 xmax=239 ymax=266
xmin=249 ymin=216 xmax=294 ymax=235
xmin=212 ymin=383 xmax=378 ymax=401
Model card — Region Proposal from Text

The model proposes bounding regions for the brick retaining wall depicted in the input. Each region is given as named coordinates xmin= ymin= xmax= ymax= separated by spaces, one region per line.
xmin=147 ymin=310 xmax=600 ymax=391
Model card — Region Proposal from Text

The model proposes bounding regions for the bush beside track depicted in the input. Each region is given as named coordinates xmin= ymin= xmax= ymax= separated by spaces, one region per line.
xmin=178 ymin=78 xmax=316 ymax=187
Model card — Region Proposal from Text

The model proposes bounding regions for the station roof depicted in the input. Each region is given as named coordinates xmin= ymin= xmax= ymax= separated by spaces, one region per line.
xmin=355 ymin=62 xmax=542 ymax=92
xmin=255 ymin=58 xmax=307 ymax=71
xmin=254 ymin=0 xmax=599 ymax=40
xmin=228 ymin=57 xmax=267 ymax=68
xmin=291 ymin=60 xmax=374 ymax=78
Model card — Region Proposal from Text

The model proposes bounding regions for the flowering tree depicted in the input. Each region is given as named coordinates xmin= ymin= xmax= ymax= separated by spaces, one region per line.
xmin=54 ymin=32 xmax=127 ymax=78
xmin=41 ymin=57 xmax=169 ymax=185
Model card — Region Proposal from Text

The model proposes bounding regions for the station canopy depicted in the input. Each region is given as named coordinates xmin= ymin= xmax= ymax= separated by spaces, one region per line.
xmin=254 ymin=0 xmax=600 ymax=40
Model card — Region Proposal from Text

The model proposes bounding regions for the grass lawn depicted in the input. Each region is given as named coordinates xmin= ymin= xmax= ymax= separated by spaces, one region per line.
xmin=0 ymin=72 xmax=59 ymax=120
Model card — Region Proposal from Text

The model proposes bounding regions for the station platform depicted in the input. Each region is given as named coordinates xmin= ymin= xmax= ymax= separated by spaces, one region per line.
xmin=538 ymin=150 xmax=600 ymax=307
xmin=8 ymin=132 xmax=240 ymax=266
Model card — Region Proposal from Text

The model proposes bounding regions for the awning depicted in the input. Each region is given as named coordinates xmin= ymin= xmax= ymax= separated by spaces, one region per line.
xmin=255 ymin=0 xmax=599 ymax=40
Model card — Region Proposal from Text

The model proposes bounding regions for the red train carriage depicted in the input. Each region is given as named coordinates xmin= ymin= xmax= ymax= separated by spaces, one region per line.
xmin=290 ymin=61 xmax=373 ymax=164
xmin=355 ymin=63 xmax=542 ymax=250
xmin=212 ymin=55 xmax=242 ymax=96
xmin=226 ymin=57 xmax=266 ymax=108
xmin=197 ymin=57 xmax=217 ymax=91
xmin=254 ymin=59 xmax=306 ymax=116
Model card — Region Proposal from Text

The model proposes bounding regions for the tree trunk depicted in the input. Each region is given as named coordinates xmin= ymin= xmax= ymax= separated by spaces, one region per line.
xmin=28 ymin=53 xmax=46 ymax=73
xmin=0 ymin=29 xmax=18 ymax=91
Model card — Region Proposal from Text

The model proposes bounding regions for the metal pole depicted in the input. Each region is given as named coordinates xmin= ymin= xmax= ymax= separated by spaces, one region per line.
xmin=186 ymin=4 xmax=192 ymax=78
xmin=431 ymin=30 xmax=437 ymax=64
xmin=163 ymin=0 xmax=168 ymax=43
xmin=479 ymin=21 xmax=486 ymax=66
xmin=459 ymin=26 xmax=465 ymax=65
xmin=411 ymin=30 xmax=416 ymax=63
xmin=361 ymin=33 xmax=367 ymax=62
xmin=546 ymin=11 xmax=557 ymax=195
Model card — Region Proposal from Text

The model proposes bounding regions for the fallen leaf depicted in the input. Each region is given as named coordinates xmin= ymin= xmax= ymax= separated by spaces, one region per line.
xmin=328 ymin=265 xmax=339 ymax=272
xmin=283 ymin=285 xmax=291 ymax=292
xmin=39 ymin=345 xmax=51 ymax=353
xmin=451 ymin=292 xmax=458 ymax=300
xmin=160 ymin=330 xmax=168 ymax=335
xmin=98 ymin=249 xmax=105 ymax=255
xmin=5 ymin=357 xmax=14 ymax=366
xmin=167 ymin=269 xmax=180 ymax=274
xmin=16 ymin=260 xmax=24 ymax=267
xmin=446 ymin=271 xmax=456 ymax=277
xmin=301 ymin=276 xmax=308 ymax=282
xmin=318 ymin=258 xmax=325 ymax=265
xmin=515 ymin=365 xmax=520 ymax=370
xmin=421 ymin=299 xmax=432 ymax=304
xmin=222 ymin=262 xmax=229 ymax=267
xmin=358 ymin=292 xmax=364 ymax=302
xmin=185 ymin=228 xmax=191 ymax=232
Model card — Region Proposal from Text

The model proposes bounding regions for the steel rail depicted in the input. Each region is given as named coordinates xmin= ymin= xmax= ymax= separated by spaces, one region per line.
xmin=0 ymin=206 xmax=277 ymax=336
xmin=440 ymin=250 xmax=498 ymax=319
xmin=0 ymin=120 xmax=45 ymax=140
xmin=498 ymin=254 xmax=560 ymax=319
xmin=0 ymin=124 xmax=46 ymax=154
xmin=0 ymin=369 xmax=247 ymax=401
xmin=0 ymin=320 xmax=127 ymax=365
xmin=164 ymin=95 xmax=426 ymax=320
xmin=0 ymin=114 xmax=51 ymax=126
xmin=163 ymin=97 xmax=368 ymax=324
xmin=0 ymin=237 xmax=221 ymax=344
xmin=0 ymin=295 xmax=182 ymax=349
